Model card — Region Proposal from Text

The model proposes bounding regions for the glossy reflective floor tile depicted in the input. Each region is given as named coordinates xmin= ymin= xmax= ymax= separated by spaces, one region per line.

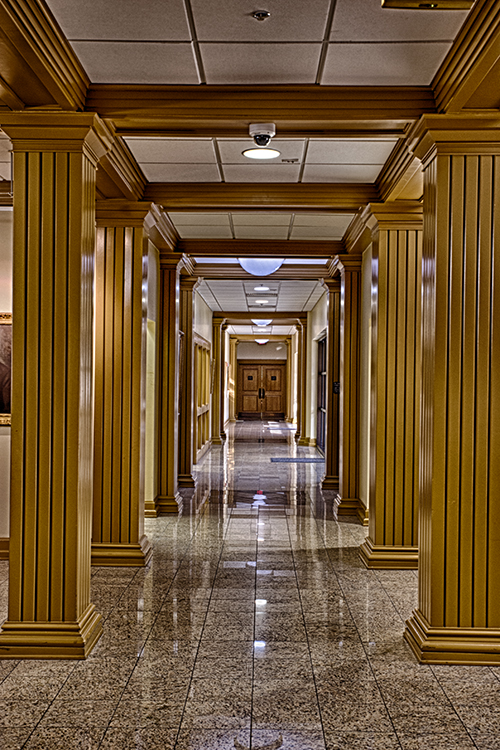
xmin=0 ymin=421 xmax=498 ymax=749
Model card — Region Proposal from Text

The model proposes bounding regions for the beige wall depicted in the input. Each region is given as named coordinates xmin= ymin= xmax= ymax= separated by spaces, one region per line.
xmin=307 ymin=291 xmax=328 ymax=443
xmin=237 ymin=341 xmax=287 ymax=360
xmin=0 ymin=208 xmax=12 ymax=539
xmin=194 ymin=290 xmax=213 ymax=343
xmin=359 ymin=245 xmax=372 ymax=513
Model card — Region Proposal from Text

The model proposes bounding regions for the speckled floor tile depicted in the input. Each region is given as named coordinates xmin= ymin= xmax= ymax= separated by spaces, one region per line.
xmin=99 ymin=725 xmax=178 ymax=749
xmin=24 ymin=727 xmax=105 ymax=749
xmin=109 ymin=698 xmax=185 ymax=728
xmin=251 ymin=727 xmax=326 ymax=750
xmin=398 ymin=733 xmax=476 ymax=749
xmin=323 ymin=730 xmax=402 ymax=749
xmin=0 ymin=727 xmax=34 ymax=750
xmin=175 ymin=727 xmax=250 ymax=750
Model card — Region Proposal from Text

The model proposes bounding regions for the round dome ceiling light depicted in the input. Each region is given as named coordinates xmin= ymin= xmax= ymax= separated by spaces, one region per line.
xmin=255 ymin=339 xmax=269 ymax=345
xmin=242 ymin=147 xmax=280 ymax=160
xmin=254 ymin=285 xmax=269 ymax=292
xmin=255 ymin=299 xmax=269 ymax=305
xmin=238 ymin=258 xmax=284 ymax=276
xmin=251 ymin=319 xmax=273 ymax=326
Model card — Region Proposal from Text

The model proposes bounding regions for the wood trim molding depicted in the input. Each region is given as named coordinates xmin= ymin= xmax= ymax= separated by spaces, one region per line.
xmin=0 ymin=0 xmax=89 ymax=110
xmin=0 ymin=538 xmax=8 ymax=560
xmin=179 ymin=239 xmax=343 ymax=258
xmin=97 ymin=136 xmax=147 ymax=201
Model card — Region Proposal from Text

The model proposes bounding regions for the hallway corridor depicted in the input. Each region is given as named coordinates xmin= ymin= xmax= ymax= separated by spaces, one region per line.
xmin=0 ymin=422 xmax=498 ymax=750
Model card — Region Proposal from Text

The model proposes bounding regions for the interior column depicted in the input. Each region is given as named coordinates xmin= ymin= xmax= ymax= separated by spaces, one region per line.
xmin=155 ymin=256 xmax=182 ymax=513
xmin=359 ymin=203 xmax=422 ymax=569
xmin=211 ymin=317 xmax=225 ymax=445
xmin=228 ymin=336 xmax=237 ymax=423
xmin=404 ymin=115 xmax=500 ymax=664
xmin=220 ymin=323 xmax=228 ymax=441
xmin=91 ymin=202 xmax=153 ymax=566
xmin=178 ymin=275 xmax=199 ymax=488
xmin=321 ymin=278 xmax=341 ymax=492
xmin=0 ymin=113 xmax=112 ymax=658
xmin=334 ymin=257 xmax=362 ymax=517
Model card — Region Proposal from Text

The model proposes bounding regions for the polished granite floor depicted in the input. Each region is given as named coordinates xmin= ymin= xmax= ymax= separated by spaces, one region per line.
xmin=0 ymin=421 xmax=499 ymax=749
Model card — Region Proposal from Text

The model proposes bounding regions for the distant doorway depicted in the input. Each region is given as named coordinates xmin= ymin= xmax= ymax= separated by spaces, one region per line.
xmin=237 ymin=362 xmax=286 ymax=420
xmin=316 ymin=336 xmax=327 ymax=454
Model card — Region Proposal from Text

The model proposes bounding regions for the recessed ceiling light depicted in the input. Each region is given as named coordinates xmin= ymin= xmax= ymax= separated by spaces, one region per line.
xmin=254 ymin=285 xmax=269 ymax=292
xmin=255 ymin=299 xmax=269 ymax=305
xmin=242 ymin=148 xmax=281 ymax=160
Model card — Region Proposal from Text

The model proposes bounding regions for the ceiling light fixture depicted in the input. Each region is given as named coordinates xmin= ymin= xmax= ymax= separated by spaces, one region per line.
xmin=255 ymin=339 xmax=269 ymax=345
xmin=243 ymin=122 xmax=281 ymax=160
xmin=254 ymin=285 xmax=270 ymax=292
xmin=251 ymin=319 xmax=273 ymax=326
xmin=255 ymin=299 xmax=269 ymax=305
xmin=238 ymin=257 xmax=284 ymax=276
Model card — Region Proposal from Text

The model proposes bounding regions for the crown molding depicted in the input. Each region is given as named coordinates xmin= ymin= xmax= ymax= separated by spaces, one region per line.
xmin=145 ymin=182 xmax=379 ymax=212
xmin=144 ymin=203 xmax=180 ymax=254
xmin=432 ymin=0 xmax=500 ymax=112
xmin=343 ymin=201 xmax=423 ymax=254
xmin=97 ymin=134 xmax=146 ymax=201
xmin=0 ymin=0 xmax=89 ymax=110
xmin=178 ymin=239 xmax=343 ymax=258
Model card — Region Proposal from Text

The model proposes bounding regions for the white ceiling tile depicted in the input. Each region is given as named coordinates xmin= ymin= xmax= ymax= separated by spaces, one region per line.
xmin=169 ymin=212 xmax=230 ymax=226
xmin=290 ymin=226 xmax=345 ymax=240
xmin=232 ymin=213 xmax=292 ymax=226
xmin=190 ymin=0 xmax=331 ymax=41
xmin=71 ymin=42 xmax=200 ymax=84
xmin=200 ymin=43 xmax=322 ymax=84
xmin=125 ymin=139 xmax=217 ymax=164
xmin=234 ymin=226 xmax=289 ymax=240
xmin=218 ymin=140 xmax=306 ymax=165
xmin=140 ymin=163 xmax=221 ymax=182
xmin=306 ymin=139 xmax=397 ymax=165
xmin=45 ymin=0 xmax=191 ymax=40
xmin=321 ymin=41 xmax=452 ymax=85
xmin=293 ymin=213 xmax=354 ymax=228
xmin=302 ymin=164 xmax=382 ymax=183
xmin=224 ymin=164 xmax=301 ymax=183
xmin=177 ymin=225 xmax=233 ymax=239
xmin=331 ymin=0 xmax=468 ymax=42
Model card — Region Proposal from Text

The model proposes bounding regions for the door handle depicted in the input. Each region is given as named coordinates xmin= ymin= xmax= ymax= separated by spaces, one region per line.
xmin=258 ymin=388 xmax=265 ymax=399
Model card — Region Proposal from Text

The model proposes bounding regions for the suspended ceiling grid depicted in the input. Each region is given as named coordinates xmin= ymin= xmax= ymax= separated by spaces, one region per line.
xmin=196 ymin=279 xmax=325 ymax=314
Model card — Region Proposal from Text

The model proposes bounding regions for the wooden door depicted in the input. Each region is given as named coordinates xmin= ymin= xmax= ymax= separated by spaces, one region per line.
xmin=237 ymin=362 xmax=286 ymax=419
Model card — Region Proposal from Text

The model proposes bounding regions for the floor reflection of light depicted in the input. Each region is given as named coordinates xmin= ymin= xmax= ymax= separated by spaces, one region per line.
xmin=255 ymin=599 xmax=267 ymax=606
xmin=254 ymin=640 xmax=266 ymax=648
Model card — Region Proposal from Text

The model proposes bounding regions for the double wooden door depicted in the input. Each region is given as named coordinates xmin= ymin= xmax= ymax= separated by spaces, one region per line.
xmin=237 ymin=362 xmax=286 ymax=419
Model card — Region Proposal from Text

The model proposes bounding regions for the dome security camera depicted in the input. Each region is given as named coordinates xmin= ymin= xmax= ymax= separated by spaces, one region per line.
xmin=249 ymin=123 xmax=276 ymax=148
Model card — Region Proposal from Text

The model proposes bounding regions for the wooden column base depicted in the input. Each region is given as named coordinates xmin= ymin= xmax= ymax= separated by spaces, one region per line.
xmin=297 ymin=437 xmax=310 ymax=446
xmin=405 ymin=609 xmax=500 ymax=666
xmin=359 ymin=537 xmax=417 ymax=569
xmin=155 ymin=493 xmax=183 ymax=514
xmin=91 ymin=535 xmax=152 ymax=567
xmin=322 ymin=475 xmax=339 ymax=492
xmin=178 ymin=474 xmax=196 ymax=488
xmin=334 ymin=495 xmax=363 ymax=517
xmin=211 ymin=436 xmax=224 ymax=446
xmin=0 ymin=604 xmax=103 ymax=660
xmin=0 ymin=538 xmax=8 ymax=560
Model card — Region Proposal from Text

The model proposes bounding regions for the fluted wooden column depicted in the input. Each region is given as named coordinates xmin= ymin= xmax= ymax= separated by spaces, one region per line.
xmin=228 ymin=336 xmax=237 ymax=423
xmin=334 ymin=257 xmax=362 ymax=516
xmin=0 ymin=113 xmax=112 ymax=659
xmin=404 ymin=116 xmax=500 ymax=664
xmin=92 ymin=203 xmax=153 ymax=566
xmin=359 ymin=203 xmax=423 ymax=569
xmin=285 ymin=338 xmax=293 ymax=422
xmin=156 ymin=257 xmax=182 ymax=513
xmin=211 ymin=317 xmax=225 ymax=445
xmin=220 ymin=324 xmax=228 ymax=440
xmin=321 ymin=278 xmax=341 ymax=492
xmin=295 ymin=320 xmax=308 ymax=445
xmin=178 ymin=275 xmax=199 ymax=488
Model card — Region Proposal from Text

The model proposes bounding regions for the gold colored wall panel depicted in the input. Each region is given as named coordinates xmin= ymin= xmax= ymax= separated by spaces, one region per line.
xmin=295 ymin=321 xmax=309 ymax=446
xmin=405 ymin=115 xmax=500 ymax=664
xmin=178 ymin=276 xmax=198 ymax=487
xmin=321 ymin=279 xmax=341 ymax=492
xmin=211 ymin=318 xmax=225 ymax=446
xmin=92 ymin=223 xmax=152 ymax=566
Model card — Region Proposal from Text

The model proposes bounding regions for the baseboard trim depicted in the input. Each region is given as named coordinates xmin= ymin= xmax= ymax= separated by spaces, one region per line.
xmin=155 ymin=493 xmax=183 ymax=515
xmin=91 ymin=535 xmax=152 ymax=567
xmin=0 ymin=537 xmax=8 ymax=560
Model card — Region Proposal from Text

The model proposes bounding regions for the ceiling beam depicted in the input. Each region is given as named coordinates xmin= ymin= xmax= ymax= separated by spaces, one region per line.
xmin=85 ymin=84 xmax=436 ymax=137
xmin=192 ymin=264 xmax=330 ymax=280
xmin=180 ymin=239 xmax=343 ymax=257
xmin=145 ymin=182 xmax=379 ymax=212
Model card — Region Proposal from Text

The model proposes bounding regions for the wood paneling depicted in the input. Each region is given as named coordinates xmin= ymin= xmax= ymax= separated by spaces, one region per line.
xmin=321 ymin=279 xmax=341 ymax=492
xmin=92 ymin=221 xmax=152 ymax=566
xmin=0 ymin=114 xmax=112 ymax=659
xmin=211 ymin=318 xmax=225 ymax=445
xmin=179 ymin=239 xmax=343 ymax=258
xmin=358 ymin=204 xmax=423 ymax=568
xmin=237 ymin=363 xmax=286 ymax=419
xmin=194 ymin=338 xmax=211 ymax=463
xmin=295 ymin=321 xmax=309 ymax=445
xmin=405 ymin=116 xmax=500 ymax=664
xmin=178 ymin=276 xmax=199 ymax=487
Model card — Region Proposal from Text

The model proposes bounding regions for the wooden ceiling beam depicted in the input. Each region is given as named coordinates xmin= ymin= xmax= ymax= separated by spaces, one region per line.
xmin=145 ymin=182 xmax=379 ymax=212
xmin=179 ymin=239 xmax=343 ymax=257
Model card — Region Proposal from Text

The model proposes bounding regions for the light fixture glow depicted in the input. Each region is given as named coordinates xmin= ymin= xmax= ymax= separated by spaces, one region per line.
xmin=243 ymin=147 xmax=281 ymax=160
xmin=254 ymin=285 xmax=269 ymax=292
xmin=251 ymin=319 xmax=273 ymax=326
xmin=255 ymin=339 xmax=269 ymax=345
xmin=239 ymin=258 xmax=284 ymax=276
xmin=254 ymin=299 xmax=269 ymax=305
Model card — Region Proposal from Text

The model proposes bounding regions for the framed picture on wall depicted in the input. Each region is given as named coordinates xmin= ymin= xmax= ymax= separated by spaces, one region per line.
xmin=0 ymin=313 xmax=11 ymax=426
